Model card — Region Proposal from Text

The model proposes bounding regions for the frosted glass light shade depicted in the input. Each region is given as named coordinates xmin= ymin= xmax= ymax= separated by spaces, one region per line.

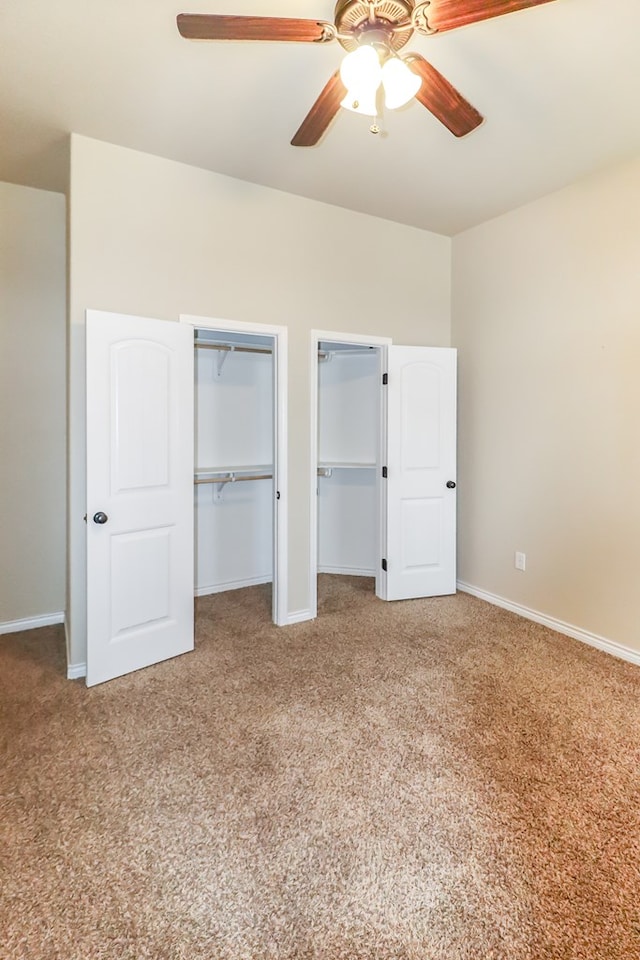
xmin=382 ymin=57 xmax=421 ymax=109
xmin=339 ymin=46 xmax=382 ymax=94
xmin=340 ymin=88 xmax=379 ymax=116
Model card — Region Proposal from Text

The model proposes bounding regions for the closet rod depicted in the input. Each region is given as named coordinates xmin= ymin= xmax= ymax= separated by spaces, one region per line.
xmin=318 ymin=347 xmax=377 ymax=360
xmin=194 ymin=342 xmax=272 ymax=356
xmin=194 ymin=473 xmax=272 ymax=485
xmin=194 ymin=342 xmax=374 ymax=358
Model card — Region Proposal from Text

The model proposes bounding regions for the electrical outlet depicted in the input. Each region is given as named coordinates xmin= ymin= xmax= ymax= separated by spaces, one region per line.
xmin=515 ymin=551 xmax=526 ymax=572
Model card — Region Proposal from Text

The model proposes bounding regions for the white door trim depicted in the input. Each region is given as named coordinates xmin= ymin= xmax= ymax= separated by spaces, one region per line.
xmin=309 ymin=329 xmax=391 ymax=620
xmin=180 ymin=314 xmax=288 ymax=626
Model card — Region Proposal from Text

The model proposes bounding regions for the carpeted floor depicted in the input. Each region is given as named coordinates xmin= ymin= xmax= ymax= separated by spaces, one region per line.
xmin=1 ymin=575 xmax=640 ymax=959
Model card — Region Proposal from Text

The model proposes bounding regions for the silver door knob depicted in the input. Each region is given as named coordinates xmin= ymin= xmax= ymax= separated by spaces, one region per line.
xmin=93 ymin=511 xmax=109 ymax=524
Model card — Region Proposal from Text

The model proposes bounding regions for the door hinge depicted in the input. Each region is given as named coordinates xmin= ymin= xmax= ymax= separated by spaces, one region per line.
xmin=381 ymin=558 xmax=387 ymax=572
xmin=276 ymin=490 xmax=280 ymax=500
xmin=382 ymin=466 xmax=388 ymax=479
xmin=382 ymin=373 xmax=388 ymax=385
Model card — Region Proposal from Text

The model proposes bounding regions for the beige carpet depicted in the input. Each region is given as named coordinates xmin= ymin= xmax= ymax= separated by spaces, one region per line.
xmin=1 ymin=576 xmax=640 ymax=959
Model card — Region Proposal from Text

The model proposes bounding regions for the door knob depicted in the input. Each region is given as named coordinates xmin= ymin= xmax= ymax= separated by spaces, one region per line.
xmin=93 ymin=511 xmax=109 ymax=524
xmin=446 ymin=481 xmax=456 ymax=489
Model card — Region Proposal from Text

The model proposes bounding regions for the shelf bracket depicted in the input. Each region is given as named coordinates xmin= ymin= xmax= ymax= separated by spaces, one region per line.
xmin=317 ymin=467 xmax=333 ymax=478
xmin=213 ymin=474 xmax=235 ymax=501
xmin=215 ymin=346 xmax=233 ymax=379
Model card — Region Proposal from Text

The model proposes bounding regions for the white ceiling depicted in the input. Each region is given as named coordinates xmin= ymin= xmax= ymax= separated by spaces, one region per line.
xmin=1 ymin=0 xmax=639 ymax=235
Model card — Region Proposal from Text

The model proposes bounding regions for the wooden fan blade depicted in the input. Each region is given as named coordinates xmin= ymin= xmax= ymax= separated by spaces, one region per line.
xmin=409 ymin=56 xmax=483 ymax=137
xmin=424 ymin=0 xmax=556 ymax=34
xmin=291 ymin=72 xmax=347 ymax=147
xmin=177 ymin=14 xmax=330 ymax=43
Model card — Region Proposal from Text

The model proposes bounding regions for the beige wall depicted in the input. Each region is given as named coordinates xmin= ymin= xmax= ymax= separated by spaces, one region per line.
xmin=68 ymin=134 xmax=451 ymax=667
xmin=0 ymin=181 xmax=66 ymax=624
xmin=452 ymin=155 xmax=640 ymax=654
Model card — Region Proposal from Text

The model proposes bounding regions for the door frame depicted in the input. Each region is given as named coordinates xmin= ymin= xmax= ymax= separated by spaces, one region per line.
xmin=180 ymin=314 xmax=288 ymax=626
xmin=309 ymin=329 xmax=391 ymax=620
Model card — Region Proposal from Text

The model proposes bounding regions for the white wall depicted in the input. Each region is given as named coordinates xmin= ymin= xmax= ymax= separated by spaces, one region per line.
xmin=68 ymin=135 xmax=451 ymax=668
xmin=0 ymin=182 xmax=66 ymax=626
xmin=452 ymin=155 xmax=640 ymax=655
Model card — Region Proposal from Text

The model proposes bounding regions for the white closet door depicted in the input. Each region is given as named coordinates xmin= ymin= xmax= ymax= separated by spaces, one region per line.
xmin=384 ymin=346 xmax=457 ymax=601
xmin=86 ymin=311 xmax=194 ymax=686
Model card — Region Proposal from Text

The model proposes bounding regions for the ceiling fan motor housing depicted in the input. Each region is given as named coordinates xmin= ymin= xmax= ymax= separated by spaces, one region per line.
xmin=334 ymin=0 xmax=416 ymax=52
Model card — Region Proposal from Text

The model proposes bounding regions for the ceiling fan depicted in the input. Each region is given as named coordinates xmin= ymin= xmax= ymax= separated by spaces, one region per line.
xmin=177 ymin=0 xmax=556 ymax=146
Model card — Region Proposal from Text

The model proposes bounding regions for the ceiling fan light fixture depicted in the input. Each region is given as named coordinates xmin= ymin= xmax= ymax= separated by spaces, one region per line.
xmin=339 ymin=44 xmax=382 ymax=95
xmin=382 ymin=56 xmax=422 ymax=109
xmin=340 ymin=87 xmax=379 ymax=116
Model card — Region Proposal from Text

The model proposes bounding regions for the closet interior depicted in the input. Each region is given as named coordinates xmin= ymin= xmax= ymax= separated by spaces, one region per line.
xmin=317 ymin=340 xmax=383 ymax=586
xmin=193 ymin=330 xmax=383 ymax=607
xmin=194 ymin=328 xmax=275 ymax=601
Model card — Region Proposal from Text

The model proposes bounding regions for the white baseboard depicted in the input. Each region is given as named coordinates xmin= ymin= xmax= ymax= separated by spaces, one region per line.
xmin=67 ymin=661 xmax=87 ymax=680
xmin=318 ymin=565 xmax=376 ymax=577
xmin=0 ymin=611 xmax=64 ymax=636
xmin=284 ymin=608 xmax=314 ymax=625
xmin=195 ymin=575 xmax=271 ymax=597
xmin=457 ymin=580 xmax=640 ymax=668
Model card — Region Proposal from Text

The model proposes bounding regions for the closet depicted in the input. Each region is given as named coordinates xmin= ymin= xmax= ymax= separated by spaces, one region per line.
xmin=85 ymin=310 xmax=284 ymax=687
xmin=316 ymin=340 xmax=382 ymax=588
xmin=84 ymin=309 xmax=456 ymax=687
xmin=313 ymin=337 xmax=458 ymax=613
xmin=194 ymin=328 xmax=274 ymax=599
